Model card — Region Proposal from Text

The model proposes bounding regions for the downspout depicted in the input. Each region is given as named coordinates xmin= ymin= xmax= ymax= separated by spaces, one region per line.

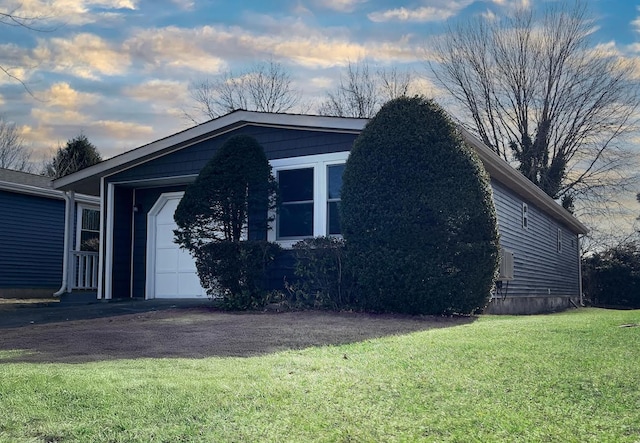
xmin=577 ymin=234 xmax=584 ymax=307
xmin=53 ymin=191 xmax=73 ymax=296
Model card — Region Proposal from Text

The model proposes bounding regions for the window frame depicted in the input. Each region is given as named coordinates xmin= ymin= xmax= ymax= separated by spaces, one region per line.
xmin=557 ymin=227 xmax=563 ymax=253
xmin=268 ymin=152 xmax=349 ymax=248
xmin=76 ymin=203 xmax=100 ymax=252
xmin=522 ymin=202 xmax=529 ymax=230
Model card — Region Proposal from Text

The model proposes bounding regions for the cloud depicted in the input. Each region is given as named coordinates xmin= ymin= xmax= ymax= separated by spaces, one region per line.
xmin=123 ymin=27 xmax=227 ymax=74
xmin=170 ymin=0 xmax=194 ymax=10
xmin=120 ymin=22 xmax=420 ymax=74
xmin=32 ymin=33 xmax=130 ymax=79
xmin=124 ymin=79 xmax=190 ymax=103
xmin=367 ymin=0 xmax=516 ymax=23
xmin=369 ymin=6 xmax=459 ymax=23
xmin=0 ymin=0 xmax=137 ymax=26
xmin=42 ymin=82 xmax=100 ymax=108
xmin=313 ymin=0 xmax=367 ymax=13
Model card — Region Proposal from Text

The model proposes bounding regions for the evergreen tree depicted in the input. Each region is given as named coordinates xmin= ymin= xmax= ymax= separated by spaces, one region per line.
xmin=45 ymin=134 xmax=101 ymax=178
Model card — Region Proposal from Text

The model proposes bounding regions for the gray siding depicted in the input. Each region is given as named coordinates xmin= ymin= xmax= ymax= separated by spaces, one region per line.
xmin=492 ymin=180 xmax=580 ymax=298
xmin=0 ymin=190 xmax=64 ymax=289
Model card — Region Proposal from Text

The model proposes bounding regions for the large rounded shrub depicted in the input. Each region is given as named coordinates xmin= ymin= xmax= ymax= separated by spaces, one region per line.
xmin=340 ymin=96 xmax=499 ymax=315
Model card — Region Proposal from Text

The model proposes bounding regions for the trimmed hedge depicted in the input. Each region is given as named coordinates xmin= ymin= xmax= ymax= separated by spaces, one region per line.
xmin=173 ymin=135 xmax=280 ymax=309
xmin=582 ymin=242 xmax=640 ymax=308
xmin=340 ymin=96 xmax=500 ymax=315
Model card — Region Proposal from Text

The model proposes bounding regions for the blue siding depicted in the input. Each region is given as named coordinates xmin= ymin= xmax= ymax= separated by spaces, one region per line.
xmin=492 ymin=180 xmax=580 ymax=297
xmin=111 ymin=187 xmax=134 ymax=299
xmin=0 ymin=190 xmax=64 ymax=289
xmin=109 ymin=125 xmax=358 ymax=183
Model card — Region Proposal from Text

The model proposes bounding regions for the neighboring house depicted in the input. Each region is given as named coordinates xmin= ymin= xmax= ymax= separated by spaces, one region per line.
xmin=0 ymin=168 xmax=99 ymax=298
xmin=52 ymin=111 xmax=588 ymax=314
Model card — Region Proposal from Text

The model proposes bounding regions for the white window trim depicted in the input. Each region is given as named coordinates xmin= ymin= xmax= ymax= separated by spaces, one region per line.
xmin=75 ymin=203 xmax=100 ymax=252
xmin=268 ymin=151 xmax=349 ymax=248
xmin=557 ymin=227 xmax=563 ymax=253
xmin=522 ymin=202 xmax=529 ymax=230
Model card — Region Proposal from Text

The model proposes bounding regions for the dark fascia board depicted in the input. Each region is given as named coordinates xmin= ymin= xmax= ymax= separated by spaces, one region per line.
xmin=0 ymin=179 xmax=99 ymax=205
xmin=52 ymin=109 xmax=587 ymax=234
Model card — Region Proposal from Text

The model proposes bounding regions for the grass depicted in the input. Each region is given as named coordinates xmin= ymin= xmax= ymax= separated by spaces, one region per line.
xmin=1 ymin=308 xmax=639 ymax=442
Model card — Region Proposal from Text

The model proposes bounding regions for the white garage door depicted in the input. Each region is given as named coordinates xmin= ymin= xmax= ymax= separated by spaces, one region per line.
xmin=148 ymin=193 xmax=207 ymax=299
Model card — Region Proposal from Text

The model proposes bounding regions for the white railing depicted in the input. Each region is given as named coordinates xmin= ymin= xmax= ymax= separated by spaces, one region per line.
xmin=70 ymin=251 xmax=99 ymax=290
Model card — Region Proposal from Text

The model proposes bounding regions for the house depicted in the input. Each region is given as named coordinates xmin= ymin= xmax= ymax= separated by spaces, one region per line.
xmin=0 ymin=168 xmax=99 ymax=298
xmin=52 ymin=110 xmax=588 ymax=314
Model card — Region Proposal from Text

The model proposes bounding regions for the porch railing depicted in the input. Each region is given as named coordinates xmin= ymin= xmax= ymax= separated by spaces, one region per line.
xmin=70 ymin=251 xmax=99 ymax=290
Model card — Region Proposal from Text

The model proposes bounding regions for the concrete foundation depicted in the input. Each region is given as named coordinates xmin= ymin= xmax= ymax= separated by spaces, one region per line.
xmin=484 ymin=295 xmax=579 ymax=315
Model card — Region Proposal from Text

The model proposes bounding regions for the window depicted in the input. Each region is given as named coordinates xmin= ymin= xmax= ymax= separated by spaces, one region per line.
xmin=327 ymin=164 xmax=345 ymax=235
xmin=278 ymin=168 xmax=314 ymax=238
xmin=269 ymin=152 xmax=349 ymax=247
xmin=77 ymin=206 xmax=100 ymax=251
xmin=522 ymin=202 xmax=529 ymax=229
xmin=557 ymin=228 xmax=562 ymax=253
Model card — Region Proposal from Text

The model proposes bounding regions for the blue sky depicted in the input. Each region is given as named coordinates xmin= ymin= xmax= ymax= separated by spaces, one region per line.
xmin=2 ymin=0 xmax=639 ymax=240
xmin=1 ymin=0 xmax=639 ymax=166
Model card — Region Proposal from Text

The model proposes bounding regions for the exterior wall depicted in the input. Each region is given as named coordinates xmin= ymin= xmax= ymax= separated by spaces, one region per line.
xmin=111 ymin=187 xmax=134 ymax=299
xmin=0 ymin=190 xmax=65 ymax=296
xmin=487 ymin=180 xmax=580 ymax=313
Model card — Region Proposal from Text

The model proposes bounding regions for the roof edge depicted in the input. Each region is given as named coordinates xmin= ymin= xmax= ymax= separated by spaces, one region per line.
xmin=53 ymin=111 xmax=368 ymax=191
xmin=0 ymin=180 xmax=99 ymax=204
xmin=459 ymin=127 xmax=589 ymax=235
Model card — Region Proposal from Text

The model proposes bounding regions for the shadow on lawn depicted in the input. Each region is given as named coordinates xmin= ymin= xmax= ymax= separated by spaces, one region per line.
xmin=0 ymin=307 xmax=475 ymax=363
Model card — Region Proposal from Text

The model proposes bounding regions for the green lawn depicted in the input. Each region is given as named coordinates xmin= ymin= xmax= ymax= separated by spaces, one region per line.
xmin=1 ymin=308 xmax=639 ymax=442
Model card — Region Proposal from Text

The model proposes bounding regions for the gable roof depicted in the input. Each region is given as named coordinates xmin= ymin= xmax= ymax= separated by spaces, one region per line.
xmin=52 ymin=110 xmax=587 ymax=234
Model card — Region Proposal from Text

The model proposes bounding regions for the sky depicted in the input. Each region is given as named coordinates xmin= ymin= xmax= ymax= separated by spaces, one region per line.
xmin=1 ymin=0 xmax=639 ymax=236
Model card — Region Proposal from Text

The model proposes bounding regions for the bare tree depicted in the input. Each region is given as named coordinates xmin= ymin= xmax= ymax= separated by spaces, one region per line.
xmin=430 ymin=2 xmax=640 ymax=211
xmin=1 ymin=6 xmax=54 ymax=93
xmin=185 ymin=60 xmax=302 ymax=123
xmin=318 ymin=60 xmax=415 ymax=118
xmin=0 ymin=117 xmax=32 ymax=172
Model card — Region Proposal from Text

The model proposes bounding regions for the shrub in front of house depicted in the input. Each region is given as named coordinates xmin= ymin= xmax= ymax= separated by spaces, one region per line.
xmin=582 ymin=242 xmax=640 ymax=308
xmin=174 ymin=135 xmax=280 ymax=310
xmin=286 ymin=236 xmax=359 ymax=310
xmin=340 ymin=96 xmax=500 ymax=315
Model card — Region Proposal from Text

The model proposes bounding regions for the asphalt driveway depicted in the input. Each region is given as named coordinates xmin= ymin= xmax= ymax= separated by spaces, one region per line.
xmin=0 ymin=298 xmax=210 ymax=329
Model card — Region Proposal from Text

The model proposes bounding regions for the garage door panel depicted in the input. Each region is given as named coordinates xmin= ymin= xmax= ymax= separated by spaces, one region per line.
xmin=177 ymin=249 xmax=198 ymax=272
xmin=155 ymin=272 xmax=179 ymax=297
xmin=150 ymin=194 xmax=207 ymax=299
xmin=156 ymin=223 xmax=178 ymax=248
xmin=178 ymin=273 xmax=206 ymax=297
